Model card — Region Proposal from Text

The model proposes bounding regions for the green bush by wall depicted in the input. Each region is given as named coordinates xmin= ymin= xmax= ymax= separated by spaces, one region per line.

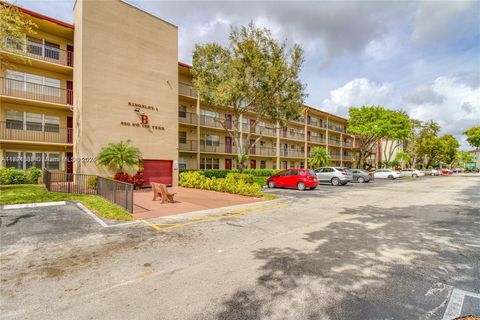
xmin=179 ymin=171 xmax=262 ymax=196
xmin=199 ymin=169 xmax=280 ymax=179
xmin=0 ymin=167 xmax=42 ymax=185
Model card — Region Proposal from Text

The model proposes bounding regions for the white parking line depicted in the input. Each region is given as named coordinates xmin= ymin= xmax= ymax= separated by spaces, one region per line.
xmin=2 ymin=201 xmax=66 ymax=210
xmin=442 ymin=288 xmax=480 ymax=320
xmin=75 ymin=203 xmax=140 ymax=228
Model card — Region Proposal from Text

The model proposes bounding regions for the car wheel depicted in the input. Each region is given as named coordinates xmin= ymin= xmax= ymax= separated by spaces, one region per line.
xmin=297 ymin=182 xmax=306 ymax=191
xmin=388 ymin=175 xmax=394 ymax=180
xmin=357 ymin=177 xmax=365 ymax=183
xmin=268 ymin=181 xmax=275 ymax=188
xmin=331 ymin=178 xmax=340 ymax=186
xmin=412 ymin=174 xmax=418 ymax=178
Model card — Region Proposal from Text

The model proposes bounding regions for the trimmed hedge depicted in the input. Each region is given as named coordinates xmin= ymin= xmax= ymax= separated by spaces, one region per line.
xmin=200 ymin=169 xmax=280 ymax=179
xmin=0 ymin=167 xmax=42 ymax=185
xmin=179 ymin=171 xmax=262 ymax=196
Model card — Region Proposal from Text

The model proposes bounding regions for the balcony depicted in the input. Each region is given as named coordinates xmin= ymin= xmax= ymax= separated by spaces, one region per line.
xmin=178 ymin=111 xmax=198 ymax=125
xmin=308 ymin=135 xmax=325 ymax=144
xmin=280 ymin=149 xmax=305 ymax=158
xmin=2 ymin=38 xmax=73 ymax=68
xmin=307 ymin=119 xmax=327 ymax=129
xmin=200 ymin=143 xmax=234 ymax=154
xmin=0 ymin=77 xmax=72 ymax=106
xmin=200 ymin=114 xmax=226 ymax=129
xmin=0 ymin=121 xmax=72 ymax=144
xmin=327 ymin=123 xmax=347 ymax=133
xmin=179 ymin=140 xmax=197 ymax=152
xmin=343 ymin=141 xmax=353 ymax=148
xmin=281 ymin=130 xmax=305 ymax=141
xmin=249 ymin=146 xmax=276 ymax=157
xmin=343 ymin=155 xmax=353 ymax=161
xmin=179 ymin=82 xmax=197 ymax=98
xmin=330 ymin=154 xmax=341 ymax=160
xmin=328 ymin=139 xmax=342 ymax=146
xmin=248 ymin=125 xmax=277 ymax=137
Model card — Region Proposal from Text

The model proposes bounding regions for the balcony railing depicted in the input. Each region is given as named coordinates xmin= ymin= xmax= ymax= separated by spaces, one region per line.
xmin=3 ymin=39 xmax=73 ymax=67
xmin=200 ymin=142 xmax=234 ymax=154
xmin=249 ymin=147 xmax=277 ymax=157
xmin=0 ymin=77 xmax=72 ymax=105
xmin=328 ymin=139 xmax=341 ymax=146
xmin=343 ymin=141 xmax=353 ymax=148
xmin=343 ymin=155 xmax=352 ymax=161
xmin=179 ymin=82 xmax=197 ymax=98
xmin=330 ymin=154 xmax=341 ymax=160
xmin=280 ymin=149 xmax=305 ymax=158
xmin=328 ymin=123 xmax=347 ymax=133
xmin=308 ymin=135 xmax=325 ymax=144
xmin=178 ymin=111 xmax=198 ymax=125
xmin=248 ymin=125 xmax=277 ymax=137
xmin=281 ymin=130 xmax=304 ymax=141
xmin=200 ymin=114 xmax=226 ymax=129
xmin=179 ymin=140 xmax=197 ymax=152
xmin=0 ymin=121 xmax=72 ymax=144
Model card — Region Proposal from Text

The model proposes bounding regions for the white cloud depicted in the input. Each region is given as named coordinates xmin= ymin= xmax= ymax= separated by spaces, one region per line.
xmin=402 ymin=76 xmax=480 ymax=149
xmin=322 ymin=78 xmax=394 ymax=116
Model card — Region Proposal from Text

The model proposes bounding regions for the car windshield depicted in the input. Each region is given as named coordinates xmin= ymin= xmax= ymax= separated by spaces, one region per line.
xmin=307 ymin=170 xmax=316 ymax=176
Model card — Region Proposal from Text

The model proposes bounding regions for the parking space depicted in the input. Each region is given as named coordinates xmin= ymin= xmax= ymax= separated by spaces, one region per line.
xmin=0 ymin=202 xmax=143 ymax=251
xmin=262 ymin=175 xmax=440 ymax=197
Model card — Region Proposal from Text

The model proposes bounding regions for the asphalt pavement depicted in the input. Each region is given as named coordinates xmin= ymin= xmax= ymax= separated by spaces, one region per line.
xmin=0 ymin=175 xmax=479 ymax=319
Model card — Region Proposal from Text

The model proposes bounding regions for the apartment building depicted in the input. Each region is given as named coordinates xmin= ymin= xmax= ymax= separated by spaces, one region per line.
xmin=0 ymin=0 xmax=357 ymax=186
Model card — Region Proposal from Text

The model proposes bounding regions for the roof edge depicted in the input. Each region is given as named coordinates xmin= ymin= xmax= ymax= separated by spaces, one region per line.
xmin=1 ymin=2 xmax=74 ymax=29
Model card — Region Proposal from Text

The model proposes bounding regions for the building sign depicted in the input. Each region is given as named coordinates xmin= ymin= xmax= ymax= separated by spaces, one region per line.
xmin=128 ymin=101 xmax=159 ymax=112
xmin=120 ymin=121 xmax=165 ymax=130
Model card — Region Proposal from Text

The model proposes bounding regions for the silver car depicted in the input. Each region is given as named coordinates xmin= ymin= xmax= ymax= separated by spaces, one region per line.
xmin=315 ymin=167 xmax=353 ymax=186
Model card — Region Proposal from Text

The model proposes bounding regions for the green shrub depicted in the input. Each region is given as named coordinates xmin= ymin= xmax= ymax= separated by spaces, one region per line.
xmin=25 ymin=167 xmax=42 ymax=184
xmin=179 ymin=171 xmax=262 ymax=196
xmin=199 ymin=169 xmax=280 ymax=178
xmin=0 ymin=167 xmax=27 ymax=185
xmin=241 ymin=169 xmax=281 ymax=176
xmin=87 ymin=176 xmax=98 ymax=190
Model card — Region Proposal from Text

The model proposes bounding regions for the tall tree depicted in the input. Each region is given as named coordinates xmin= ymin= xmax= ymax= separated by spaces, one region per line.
xmin=97 ymin=140 xmax=142 ymax=173
xmin=348 ymin=106 xmax=411 ymax=169
xmin=463 ymin=126 xmax=480 ymax=149
xmin=308 ymin=147 xmax=331 ymax=168
xmin=192 ymin=22 xmax=306 ymax=172
xmin=0 ymin=2 xmax=37 ymax=69
xmin=435 ymin=134 xmax=460 ymax=167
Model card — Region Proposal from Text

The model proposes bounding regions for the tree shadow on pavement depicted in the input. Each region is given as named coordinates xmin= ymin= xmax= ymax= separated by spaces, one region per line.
xmin=216 ymin=200 xmax=480 ymax=320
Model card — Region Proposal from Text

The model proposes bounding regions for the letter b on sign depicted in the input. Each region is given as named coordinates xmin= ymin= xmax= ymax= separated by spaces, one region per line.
xmin=141 ymin=115 xmax=149 ymax=124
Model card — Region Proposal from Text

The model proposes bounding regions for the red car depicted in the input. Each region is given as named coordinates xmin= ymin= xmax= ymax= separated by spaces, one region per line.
xmin=266 ymin=168 xmax=319 ymax=191
xmin=440 ymin=169 xmax=453 ymax=175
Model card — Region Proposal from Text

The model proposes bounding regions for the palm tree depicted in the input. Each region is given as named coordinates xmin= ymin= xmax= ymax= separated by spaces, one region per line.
xmin=97 ymin=140 xmax=142 ymax=173
xmin=308 ymin=147 xmax=331 ymax=169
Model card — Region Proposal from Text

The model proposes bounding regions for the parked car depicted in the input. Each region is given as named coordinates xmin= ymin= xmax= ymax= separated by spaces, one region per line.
xmin=266 ymin=168 xmax=318 ymax=191
xmin=452 ymin=168 xmax=463 ymax=173
xmin=349 ymin=168 xmax=374 ymax=183
xmin=373 ymin=169 xmax=402 ymax=180
xmin=314 ymin=167 xmax=353 ymax=186
xmin=400 ymin=169 xmax=425 ymax=178
xmin=440 ymin=169 xmax=453 ymax=175
xmin=421 ymin=169 xmax=440 ymax=176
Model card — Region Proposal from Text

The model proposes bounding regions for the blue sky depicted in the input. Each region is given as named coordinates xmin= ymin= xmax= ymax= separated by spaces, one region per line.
xmin=16 ymin=0 xmax=480 ymax=149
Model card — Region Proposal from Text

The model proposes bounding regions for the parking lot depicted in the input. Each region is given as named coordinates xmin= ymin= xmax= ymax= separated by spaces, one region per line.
xmin=1 ymin=175 xmax=479 ymax=319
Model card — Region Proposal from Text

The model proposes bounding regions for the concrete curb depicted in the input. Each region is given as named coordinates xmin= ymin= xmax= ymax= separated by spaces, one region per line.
xmin=2 ymin=201 xmax=67 ymax=210
xmin=75 ymin=202 xmax=141 ymax=228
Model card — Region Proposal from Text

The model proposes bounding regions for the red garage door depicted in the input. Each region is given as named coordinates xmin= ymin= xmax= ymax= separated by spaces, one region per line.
xmin=142 ymin=160 xmax=173 ymax=187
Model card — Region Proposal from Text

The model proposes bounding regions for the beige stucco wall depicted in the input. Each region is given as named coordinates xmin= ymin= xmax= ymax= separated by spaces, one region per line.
xmin=74 ymin=0 xmax=179 ymax=184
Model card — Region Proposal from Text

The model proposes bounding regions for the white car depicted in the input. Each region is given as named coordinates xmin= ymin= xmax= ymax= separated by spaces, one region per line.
xmin=400 ymin=169 xmax=425 ymax=178
xmin=373 ymin=169 xmax=402 ymax=180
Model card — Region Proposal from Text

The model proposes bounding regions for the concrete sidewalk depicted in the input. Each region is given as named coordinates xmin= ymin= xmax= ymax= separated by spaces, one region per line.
xmin=132 ymin=187 xmax=262 ymax=219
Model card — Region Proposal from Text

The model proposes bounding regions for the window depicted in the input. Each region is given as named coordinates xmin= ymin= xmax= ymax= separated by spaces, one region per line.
xmin=179 ymin=105 xmax=187 ymax=118
xmin=6 ymin=110 xmax=24 ymax=129
xmin=200 ymin=158 xmax=220 ymax=169
xmin=44 ymin=41 xmax=60 ymax=60
xmin=178 ymin=157 xmax=187 ymax=171
xmin=45 ymin=153 xmax=60 ymax=170
xmin=5 ymin=151 xmax=23 ymax=169
xmin=201 ymin=134 xmax=219 ymax=146
xmin=27 ymin=37 xmax=43 ymax=56
xmin=44 ymin=115 xmax=60 ymax=132
xmin=5 ymin=151 xmax=60 ymax=170
xmin=6 ymin=110 xmax=61 ymax=133
xmin=260 ymin=160 xmax=266 ymax=169
xmin=26 ymin=113 xmax=42 ymax=131
xmin=5 ymin=70 xmax=61 ymax=96
xmin=179 ymin=131 xmax=187 ymax=144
